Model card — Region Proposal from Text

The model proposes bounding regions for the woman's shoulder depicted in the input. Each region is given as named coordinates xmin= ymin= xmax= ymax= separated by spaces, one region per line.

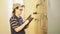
xmin=10 ymin=15 xmax=17 ymax=21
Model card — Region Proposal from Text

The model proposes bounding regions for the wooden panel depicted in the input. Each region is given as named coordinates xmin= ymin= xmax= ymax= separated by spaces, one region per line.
xmin=24 ymin=0 xmax=48 ymax=34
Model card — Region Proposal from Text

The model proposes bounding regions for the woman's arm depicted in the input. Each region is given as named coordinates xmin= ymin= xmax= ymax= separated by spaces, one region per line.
xmin=14 ymin=20 xmax=29 ymax=32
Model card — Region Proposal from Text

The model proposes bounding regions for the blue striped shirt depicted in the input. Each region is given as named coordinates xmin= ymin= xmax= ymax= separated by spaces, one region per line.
xmin=10 ymin=15 xmax=25 ymax=34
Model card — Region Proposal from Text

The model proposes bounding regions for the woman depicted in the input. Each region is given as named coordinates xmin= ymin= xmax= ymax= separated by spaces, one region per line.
xmin=10 ymin=3 xmax=33 ymax=34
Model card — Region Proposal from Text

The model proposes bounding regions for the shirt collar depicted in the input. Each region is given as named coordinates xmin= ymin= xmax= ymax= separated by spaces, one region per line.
xmin=13 ymin=15 xmax=22 ymax=19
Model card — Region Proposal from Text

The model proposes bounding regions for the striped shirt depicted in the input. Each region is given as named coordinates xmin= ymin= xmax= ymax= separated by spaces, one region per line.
xmin=10 ymin=15 xmax=25 ymax=34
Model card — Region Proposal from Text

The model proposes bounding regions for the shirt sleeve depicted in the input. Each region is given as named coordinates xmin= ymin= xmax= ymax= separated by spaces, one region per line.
xmin=10 ymin=18 xmax=19 ymax=29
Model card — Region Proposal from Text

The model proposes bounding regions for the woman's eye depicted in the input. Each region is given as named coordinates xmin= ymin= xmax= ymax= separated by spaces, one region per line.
xmin=20 ymin=9 xmax=23 ymax=11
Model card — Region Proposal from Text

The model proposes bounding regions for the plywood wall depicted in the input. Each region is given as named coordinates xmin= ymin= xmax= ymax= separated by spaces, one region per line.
xmin=24 ymin=0 xmax=48 ymax=34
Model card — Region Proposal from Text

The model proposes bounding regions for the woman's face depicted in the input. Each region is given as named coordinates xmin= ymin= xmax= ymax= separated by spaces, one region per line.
xmin=15 ymin=6 xmax=23 ymax=16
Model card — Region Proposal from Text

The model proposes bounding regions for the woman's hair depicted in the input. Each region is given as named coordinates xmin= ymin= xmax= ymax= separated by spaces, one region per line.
xmin=12 ymin=6 xmax=19 ymax=15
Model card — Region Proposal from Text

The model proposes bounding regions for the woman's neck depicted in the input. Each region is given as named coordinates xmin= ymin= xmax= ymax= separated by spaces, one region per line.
xmin=15 ymin=13 xmax=20 ymax=18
